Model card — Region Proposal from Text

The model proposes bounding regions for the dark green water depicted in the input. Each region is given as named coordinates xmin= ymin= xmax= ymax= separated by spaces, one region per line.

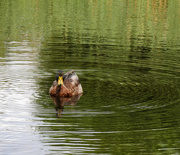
xmin=0 ymin=0 xmax=180 ymax=154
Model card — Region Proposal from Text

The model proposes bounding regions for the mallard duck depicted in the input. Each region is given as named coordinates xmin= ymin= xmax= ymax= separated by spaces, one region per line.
xmin=49 ymin=70 xmax=83 ymax=97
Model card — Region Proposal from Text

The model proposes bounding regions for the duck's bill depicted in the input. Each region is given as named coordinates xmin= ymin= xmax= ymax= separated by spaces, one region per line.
xmin=58 ymin=76 xmax=64 ymax=85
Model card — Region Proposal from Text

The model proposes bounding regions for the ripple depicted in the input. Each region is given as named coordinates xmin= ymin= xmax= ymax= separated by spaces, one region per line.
xmin=117 ymin=82 xmax=179 ymax=112
xmin=82 ymin=67 xmax=180 ymax=113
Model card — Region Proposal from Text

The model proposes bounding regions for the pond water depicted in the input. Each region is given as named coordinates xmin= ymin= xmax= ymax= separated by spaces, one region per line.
xmin=0 ymin=0 xmax=180 ymax=154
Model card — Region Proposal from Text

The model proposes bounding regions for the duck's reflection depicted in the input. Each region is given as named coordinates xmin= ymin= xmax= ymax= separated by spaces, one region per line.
xmin=50 ymin=95 xmax=82 ymax=118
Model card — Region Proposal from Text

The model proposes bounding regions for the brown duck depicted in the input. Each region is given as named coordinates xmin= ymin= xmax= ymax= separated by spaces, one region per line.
xmin=49 ymin=70 xmax=83 ymax=97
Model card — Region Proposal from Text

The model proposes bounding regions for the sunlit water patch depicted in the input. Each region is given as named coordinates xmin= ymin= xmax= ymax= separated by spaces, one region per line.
xmin=0 ymin=41 xmax=47 ymax=154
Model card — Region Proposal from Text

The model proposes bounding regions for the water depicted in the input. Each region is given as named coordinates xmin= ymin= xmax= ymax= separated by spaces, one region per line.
xmin=0 ymin=0 xmax=180 ymax=154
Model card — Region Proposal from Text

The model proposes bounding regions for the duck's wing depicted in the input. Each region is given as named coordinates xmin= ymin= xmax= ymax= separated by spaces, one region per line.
xmin=63 ymin=71 xmax=83 ymax=95
xmin=64 ymin=70 xmax=74 ymax=76
xmin=63 ymin=70 xmax=79 ymax=88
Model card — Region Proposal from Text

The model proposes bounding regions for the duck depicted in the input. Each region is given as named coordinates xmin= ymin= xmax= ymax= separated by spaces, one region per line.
xmin=49 ymin=70 xmax=83 ymax=97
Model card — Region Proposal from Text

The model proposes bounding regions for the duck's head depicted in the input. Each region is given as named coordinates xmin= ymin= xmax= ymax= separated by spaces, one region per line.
xmin=56 ymin=70 xmax=64 ymax=85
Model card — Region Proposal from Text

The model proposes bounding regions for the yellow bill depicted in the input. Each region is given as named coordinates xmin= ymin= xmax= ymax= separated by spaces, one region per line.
xmin=58 ymin=76 xmax=64 ymax=85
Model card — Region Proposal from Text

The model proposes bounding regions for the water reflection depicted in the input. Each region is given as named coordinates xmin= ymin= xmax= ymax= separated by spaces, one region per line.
xmin=0 ymin=0 xmax=180 ymax=154
xmin=51 ymin=95 xmax=82 ymax=118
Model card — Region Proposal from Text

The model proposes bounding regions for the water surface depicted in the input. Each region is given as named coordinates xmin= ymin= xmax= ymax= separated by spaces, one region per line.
xmin=0 ymin=0 xmax=180 ymax=154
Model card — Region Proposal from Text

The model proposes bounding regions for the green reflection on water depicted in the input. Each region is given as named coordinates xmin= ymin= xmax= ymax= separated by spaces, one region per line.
xmin=0 ymin=0 xmax=180 ymax=154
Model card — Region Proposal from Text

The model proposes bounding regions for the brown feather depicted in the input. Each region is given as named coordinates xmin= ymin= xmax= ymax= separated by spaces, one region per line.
xmin=49 ymin=70 xmax=83 ymax=97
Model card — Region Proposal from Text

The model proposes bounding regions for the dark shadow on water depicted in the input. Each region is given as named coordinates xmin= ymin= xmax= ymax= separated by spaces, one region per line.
xmin=50 ymin=95 xmax=82 ymax=118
